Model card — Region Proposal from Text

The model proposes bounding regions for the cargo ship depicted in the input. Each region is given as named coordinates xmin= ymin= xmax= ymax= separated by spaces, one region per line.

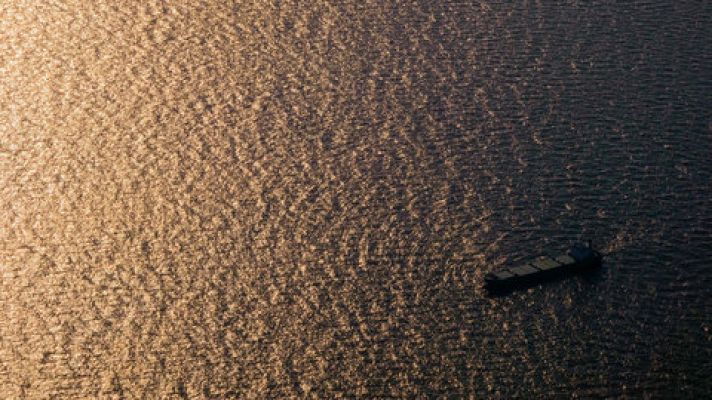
xmin=484 ymin=242 xmax=603 ymax=291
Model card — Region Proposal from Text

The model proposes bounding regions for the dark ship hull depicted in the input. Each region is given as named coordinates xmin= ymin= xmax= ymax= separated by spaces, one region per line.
xmin=484 ymin=243 xmax=603 ymax=291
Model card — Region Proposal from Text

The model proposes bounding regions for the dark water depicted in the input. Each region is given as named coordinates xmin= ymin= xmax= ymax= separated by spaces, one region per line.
xmin=2 ymin=1 xmax=711 ymax=398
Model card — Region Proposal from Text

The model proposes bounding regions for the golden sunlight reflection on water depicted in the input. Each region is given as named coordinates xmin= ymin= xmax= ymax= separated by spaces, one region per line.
xmin=1 ymin=1 xmax=711 ymax=397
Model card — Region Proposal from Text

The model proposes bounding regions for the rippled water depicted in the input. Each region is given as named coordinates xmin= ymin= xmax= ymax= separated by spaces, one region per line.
xmin=2 ymin=1 xmax=711 ymax=398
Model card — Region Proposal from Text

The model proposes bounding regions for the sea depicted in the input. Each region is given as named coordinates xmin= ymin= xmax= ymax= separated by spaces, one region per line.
xmin=1 ymin=1 xmax=711 ymax=397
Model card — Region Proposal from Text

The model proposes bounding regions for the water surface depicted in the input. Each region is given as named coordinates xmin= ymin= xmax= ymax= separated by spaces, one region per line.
xmin=1 ymin=1 xmax=711 ymax=397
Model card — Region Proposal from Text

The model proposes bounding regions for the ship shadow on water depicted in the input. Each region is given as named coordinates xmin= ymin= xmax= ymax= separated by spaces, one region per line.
xmin=485 ymin=263 xmax=608 ymax=298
